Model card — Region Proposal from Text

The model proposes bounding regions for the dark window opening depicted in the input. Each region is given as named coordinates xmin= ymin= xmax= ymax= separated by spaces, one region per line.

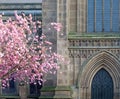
xmin=2 ymin=78 xmax=18 ymax=95
xmin=29 ymin=79 xmax=43 ymax=97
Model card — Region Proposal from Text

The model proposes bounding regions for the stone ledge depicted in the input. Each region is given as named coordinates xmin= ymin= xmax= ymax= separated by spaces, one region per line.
xmin=39 ymin=95 xmax=72 ymax=99
xmin=68 ymin=32 xmax=120 ymax=39
xmin=27 ymin=95 xmax=40 ymax=98
xmin=0 ymin=3 xmax=42 ymax=10
xmin=68 ymin=46 xmax=120 ymax=49
xmin=0 ymin=95 xmax=20 ymax=98
xmin=40 ymin=86 xmax=72 ymax=99
xmin=53 ymin=95 xmax=72 ymax=99
xmin=41 ymin=86 xmax=72 ymax=92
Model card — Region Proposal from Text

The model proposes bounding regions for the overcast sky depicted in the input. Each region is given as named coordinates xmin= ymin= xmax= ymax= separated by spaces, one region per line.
xmin=0 ymin=0 xmax=42 ymax=3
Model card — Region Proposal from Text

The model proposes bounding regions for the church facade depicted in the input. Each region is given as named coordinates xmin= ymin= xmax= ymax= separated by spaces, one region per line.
xmin=0 ymin=0 xmax=120 ymax=99
xmin=42 ymin=0 xmax=120 ymax=99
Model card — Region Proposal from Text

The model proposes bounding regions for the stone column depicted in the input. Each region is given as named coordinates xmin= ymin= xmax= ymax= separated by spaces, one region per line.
xmin=77 ymin=0 xmax=87 ymax=33
xmin=69 ymin=0 xmax=77 ymax=33
xmin=57 ymin=0 xmax=70 ymax=86
xmin=42 ymin=0 xmax=57 ymax=86
xmin=55 ymin=0 xmax=72 ymax=98
xmin=74 ymin=56 xmax=80 ymax=85
xmin=19 ymin=82 xmax=27 ymax=99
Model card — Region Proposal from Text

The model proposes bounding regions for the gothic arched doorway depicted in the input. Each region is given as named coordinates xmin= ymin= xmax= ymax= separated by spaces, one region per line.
xmin=91 ymin=68 xmax=113 ymax=99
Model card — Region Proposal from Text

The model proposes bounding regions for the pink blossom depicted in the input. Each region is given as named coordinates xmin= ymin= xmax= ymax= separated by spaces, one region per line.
xmin=51 ymin=22 xmax=62 ymax=32
xmin=0 ymin=12 xmax=65 ymax=85
xmin=44 ymin=41 xmax=53 ymax=45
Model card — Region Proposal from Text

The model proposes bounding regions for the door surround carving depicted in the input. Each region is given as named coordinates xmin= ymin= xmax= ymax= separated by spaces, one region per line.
xmin=77 ymin=51 xmax=120 ymax=99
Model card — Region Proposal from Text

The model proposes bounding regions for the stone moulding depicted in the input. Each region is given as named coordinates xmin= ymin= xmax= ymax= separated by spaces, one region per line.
xmin=77 ymin=51 xmax=120 ymax=99
xmin=0 ymin=3 xmax=42 ymax=10
xmin=0 ymin=95 xmax=20 ymax=99
xmin=68 ymin=32 xmax=120 ymax=39
xmin=40 ymin=86 xmax=72 ymax=99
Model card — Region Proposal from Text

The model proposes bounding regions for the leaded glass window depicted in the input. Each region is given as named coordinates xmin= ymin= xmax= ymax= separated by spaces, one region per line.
xmin=87 ymin=0 xmax=120 ymax=32
xmin=96 ymin=0 xmax=102 ymax=32
xmin=112 ymin=0 xmax=119 ymax=32
xmin=88 ymin=0 xmax=95 ymax=32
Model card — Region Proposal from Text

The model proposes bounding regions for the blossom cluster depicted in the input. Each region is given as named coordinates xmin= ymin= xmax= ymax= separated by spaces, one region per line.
xmin=0 ymin=12 xmax=63 ymax=85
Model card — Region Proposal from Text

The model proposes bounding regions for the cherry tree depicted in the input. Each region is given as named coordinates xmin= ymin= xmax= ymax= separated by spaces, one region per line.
xmin=0 ymin=12 xmax=63 ymax=86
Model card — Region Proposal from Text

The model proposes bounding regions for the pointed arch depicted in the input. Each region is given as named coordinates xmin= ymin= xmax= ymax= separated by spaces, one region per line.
xmin=91 ymin=68 xmax=114 ymax=99
xmin=77 ymin=51 xmax=120 ymax=99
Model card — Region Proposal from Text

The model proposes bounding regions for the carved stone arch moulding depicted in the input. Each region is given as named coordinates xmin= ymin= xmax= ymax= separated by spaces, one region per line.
xmin=77 ymin=51 xmax=120 ymax=99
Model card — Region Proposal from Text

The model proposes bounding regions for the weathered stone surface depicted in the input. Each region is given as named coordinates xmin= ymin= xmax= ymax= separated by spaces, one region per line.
xmin=0 ymin=0 xmax=120 ymax=99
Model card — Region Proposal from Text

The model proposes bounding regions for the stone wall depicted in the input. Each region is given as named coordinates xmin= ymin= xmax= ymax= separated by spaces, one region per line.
xmin=42 ymin=0 xmax=57 ymax=86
